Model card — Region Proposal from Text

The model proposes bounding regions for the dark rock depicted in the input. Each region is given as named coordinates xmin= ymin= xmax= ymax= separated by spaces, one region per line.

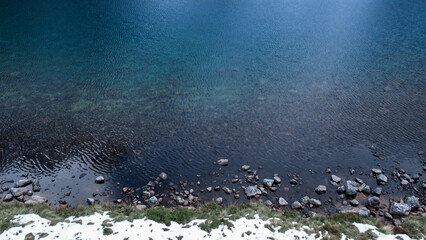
xmin=215 ymin=197 xmax=223 ymax=204
xmin=373 ymin=187 xmax=382 ymax=196
xmin=315 ymin=185 xmax=327 ymax=194
xmin=2 ymin=186 xmax=9 ymax=191
xmin=325 ymin=169 xmax=332 ymax=173
xmin=59 ymin=199 xmax=67 ymax=205
xmin=15 ymin=179 xmax=32 ymax=188
xmin=390 ymin=201 xmax=410 ymax=216
xmin=214 ymin=186 xmax=221 ymax=191
xmin=291 ymin=201 xmax=302 ymax=209
xmin=122 ymin=187 xmax=131 ymax=193
xmin=376 ymin=174 xmax=388 ymax=185
xmin=148 ymin=196 xmax=158 ymax=206
xmin=87 ymin=198 xmax=95 ymax=205
xmin=331 ymin=175 xmax=341 ymax=183
xmin=217 ymin=159 xmax=229 ymax=166
xmin=244 ymin=186 xmax=261 ymax=198
xmin=241 ymin=165 xmax=250 ymax=171
xmin=263 ymin=179 xmax=274 ymax=188
xmin=176 ymin=196 xmax=185 ymax=205
xmin=79 ymin=173 xmax=87 ymax=179
xmin=206 ymin=187 xmax=212 ymax=192
xmin=361 ymin=185 xmax=371 ymax=195
xmin=231 ymin=179 xmax=239 ymax=183
xmin=337 ymin=185 xmax=346 ymax=194
xmin=401 ymin=180 xmax=409 ymax=186
xmin=234 ymin=194 xmax=240 ymax=199
xmin=367 ymin=197 xmax=381 ymax=208
xmin=265 ymin=200 xmax=273 ymax=207
xmin=405 ymin=196 xmax=420 ymax=211
xmin=345 ymin=181 xmax=360 ymax=196
xmin=349 ymin=169 xmax=355 ymax=175
xmin=95 ymin=176 xmax=105 ymax=184
xmin=3 ymin=194 xmax=13 ymax=202
xmin=289 ymin=179 xmax=298 ymax=185
xmin=278 ymin=197 xmax=288 ymax=206
xmin=159 ymin=172 xmax=168 ymax=181
xmin=371 ymin=168 xmax=382 ymax=175
xmin=33 ymin=185 xmax=40 ymax=192
xmin=10 ymin=187 xmax=29 ymax=197
xmin=308 ymin=211 xmax=316 ymax=218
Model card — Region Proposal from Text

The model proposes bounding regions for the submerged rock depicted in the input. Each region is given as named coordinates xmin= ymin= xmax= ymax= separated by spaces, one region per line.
xmin=359 ymin=207 xmax=370 ymax=217
xmin=291 ymin=201 xmax=302 ymax=209
xmin=222 ymin=187 xmax=232 ymax=195
xmin=367 ymin=197 xmax=381 ymax=208
xmin=148 ymin=196 xmax=158 ymax=206
xmin=264 ymin=200 xmax=273 ymax=207
xmin=349 ymin=199 xmax=359 ymax=206
xmin=3 ymin=194 xmax=13 ymax=202
xmin=217 ymin=159 xmax=229 ymax=166
xmin=309 ymin=198 xmax=322 ymax=207
xmin=215 ymin=197 xmax=223 ymax=204
xmin=373 ymin=187 xmax=382 ymax=196
xmin=371 ymin=168 xmax=382 ymax=175
xmin=87 ymin=198 xmax=95 ymax=205
xmin=244 ymin=186 xmax=261 ymax=198
xmin=337 ymin=185 xmax=346 ymax=194
xmin=390 ymin=201 xmax=410 ymax=216
xmin=241 ymin=165 xmax=250 ymax=171
xmin=273 ymin=176 xmax=281 ymax=184
xmin=361 ymin=185 xmax=371 ymax=195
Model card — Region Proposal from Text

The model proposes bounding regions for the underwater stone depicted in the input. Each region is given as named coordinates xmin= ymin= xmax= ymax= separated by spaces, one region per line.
xmin=330 ymin=175 xmax=341 ymax=183
xmin=244 ymin=186 xmax=261 ymax=198
xmin=159 ymin=172 xmax=168 ymax=181
xmin=315 ymin=185 xmax=327 ymax=194
xmin=376 ymin=174 xmax=388 ymax=185
xmin=217 ymin=159 xmax=229 ymax=166
xmin=278 ymin=197 xmax=288 ymax=206
xmin=95 ymin=176 xmax=105 ymax=184
xmin=15 ymin=179 xmax=32 ymax=188
xmin=345 ymin=181 xmax=359 ymax=196
xmin=263 ymin=179 xmax=274 ymax=187
xmin=390 ymin=201 xmax=410 ymax=216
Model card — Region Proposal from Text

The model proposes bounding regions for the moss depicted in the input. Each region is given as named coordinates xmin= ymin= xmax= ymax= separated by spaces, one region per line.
xmin=24 ymin=233 xmax=35 ymax=240
xmin=400 ymin=215 xmax=426 ymax=239
xmin=103 ymin=227 xmax=113 ymax=235
xmin=37 ymin=232 xmax=49 ymax=238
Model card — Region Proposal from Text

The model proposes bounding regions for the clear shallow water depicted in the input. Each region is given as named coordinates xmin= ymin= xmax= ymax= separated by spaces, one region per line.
xmin=0 ymin=0 xmax=425 ymax=205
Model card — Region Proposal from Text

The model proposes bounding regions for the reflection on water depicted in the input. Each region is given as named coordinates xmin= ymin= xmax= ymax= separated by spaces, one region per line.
xmin=0 ymin=0 xmax=425 ymax=205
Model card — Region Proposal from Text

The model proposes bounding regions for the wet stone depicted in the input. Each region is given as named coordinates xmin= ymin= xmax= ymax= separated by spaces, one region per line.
xmin=371 ymin=168 xmax=382 ymax=175
xmin=310 ymin=198 xmax=322 ymax=207
xmin=289 ymin=179 xmax=298 ymax=185
xmin=10 ymin=187 xmax=29 ymax=197
xmin=263 ymin=179 xmax=274 ymax=188
xmin=231 ymin=179 xmax=239 ymax=183
xmin=58 ymin=199 xmax=67 ymax=205
xmin=15 ymin=179 xmax=32 ymax=188
xmin=330 ymin=175 xmax=341 ymax=183
xmin=217 ymin=159 xmax=229 ymax=166
xmin=2 ymin=186 xmax=9 ymax=191
xmin=359 ymin=207 xmax=370 ymax=217
xmin=376 ymin=174 xmax=388 ymax=185
xmin=244 ymin=186 xmax=261 ymax=198
xmin=25 ymin=195 xmax=47 ymax=204
xmin=373 ymin=187 xmax=382 ymax=196
xmin=355 ymin=178 xmax=364 ymax=184
xmin=222 ymin=187 xmax=232 ymax=194
xmin=337 ymin=185 xmax=346 ymax=194
xmin=278 ymin=197 xmax=288 ymax=206
xmin=401 ymin=180 xmax=409 ymax=186
xmin=349 ymin=199 xmax=359 ymax=206
xmin=384 ymin=212 xmax=393 ymax=220
xmin=234 ymin=194 xmax=240 ymax=199
xmin=214 ymin=186 xmax=220 ymax=191
xmin=148 ymin=196 xmax=158 ymax=206
xmin=345 ymin=181 xmax=360 ymax=196
xmin=291 ymin=201 xmax=302 ymax=209
xmin=3 ymin=194 xmax=13 ymax=202
xmin=87 ymin=198 xmax=95 ymax=205
xmin=206 ymin=187 xmax=212 ymax=192
xmin=390 ymin=201 xmax=410 ymax=216
xmin=315 ymin=185 xmax=326 ymax=194
xmin=95 ymin=176 xmax=105 ymax=184
xmin=405 ymin=196 xmax=420 ymax=211
xmin=159 ymin=172 xmax=168 ymax=181
xmin=273 ymin=176 xmax=281 ymax=184
xmin=361 ymin=185 xmax=371 ymax=195
xmin=241 ymin=165 xmax=250 ymax=171
xmin=215 ymin=197 xmax=223 ymax=204
xmin=265 ymin=200 xmax=273 ymax=207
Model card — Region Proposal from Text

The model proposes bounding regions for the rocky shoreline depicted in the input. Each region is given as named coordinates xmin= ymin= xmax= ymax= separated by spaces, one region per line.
xmin=1 ymin=151 xmax=425 ymax=229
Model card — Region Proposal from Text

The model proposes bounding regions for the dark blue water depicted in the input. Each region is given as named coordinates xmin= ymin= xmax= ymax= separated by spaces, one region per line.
xmin=0 ymin=0 xmax=425 ymax=206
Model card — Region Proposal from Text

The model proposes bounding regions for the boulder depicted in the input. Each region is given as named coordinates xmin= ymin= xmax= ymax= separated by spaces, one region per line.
xmin=10 ymin=187 xmax=29 ymax=197
xmin=95 ymin=176 xmax=105 ymax=184
xmin=367 ymin=197 xmax=381 ymax=208
xmin=405 ymin=196 xmax=420 ymax=211
xmin=291 ymin=201 xmax=302 ymax=209
xmin=265 ymin=200 xmax=273 ymax=207
xmin=315 ymin=185 xmax=327 ymax=194
xmin=15 ymin=179 xmax=32 ymax=188
xmin=263 ymin=179 xmax=274 ymax=188
xmin=148 ymin=196 xmax=158 ymax=206
xmin=278 ymin=197 xmax=288 ymax=206
xmin=331 ymin=175 xmax=341 ymax=183
xmin=215 ymin=197 xmax=223 ymax=204
xmin=87 ymin=198 xmax=95 ymax=205
xmin=359 ymin=207 xmax=370 ymax=217
xmin=159 ymin=172 xmax=168 ymax=181
xmin=390 ymin=201 xmax=410 ymax=216
xmin=3 ymin=194 xmax=13 ymax=202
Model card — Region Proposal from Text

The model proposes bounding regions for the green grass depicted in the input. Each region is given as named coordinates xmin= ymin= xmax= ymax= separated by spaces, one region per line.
xmin=0 ymin=201 xmax=424 ymax=239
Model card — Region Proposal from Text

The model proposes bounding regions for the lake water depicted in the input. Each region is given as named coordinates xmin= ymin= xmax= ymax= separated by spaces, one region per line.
xmin=0 ymin=0 xmax=425 ymax=207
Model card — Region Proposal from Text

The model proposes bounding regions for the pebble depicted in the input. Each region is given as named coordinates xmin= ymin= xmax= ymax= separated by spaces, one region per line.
xmin=95 ymin=176 xmax=105 ymax=184
xmin=310 ymin=198 xmax=322 ymax=207
xmin=291 ymin=201 xmax=302 ymax=209
xmin=315 ymin=185 xmax=327 ymax=194
xmin=401 ymin=180 xmax=409 ymax=186
xmin=278 ymin=197 xmax=288 ymax=206
xmin=330 ymin=175 xmax=341 ymax=183
xmin=87 ymin=198 xmax=95 ymax=205
xmin=217 ymin=159 xmax=229 ymax=166
xmin=159 ymin=172 xmax=168 ymax=181
xmin=376 ymin=174 xmax=388 ymax=185
xmin=349 ymin=169 xmax=355 ymax=175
